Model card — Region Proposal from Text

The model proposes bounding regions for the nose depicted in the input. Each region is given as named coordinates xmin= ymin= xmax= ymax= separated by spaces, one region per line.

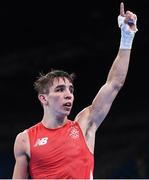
xmin=64 ymin=91 xmax=73 ymax=100
xmin=64 ymin=94 xmax=72 ymax=100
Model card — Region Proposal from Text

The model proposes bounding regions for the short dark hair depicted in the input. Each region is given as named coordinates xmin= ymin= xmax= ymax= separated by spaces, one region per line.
xmin=34 ymin=69 xmax=75 ymax=94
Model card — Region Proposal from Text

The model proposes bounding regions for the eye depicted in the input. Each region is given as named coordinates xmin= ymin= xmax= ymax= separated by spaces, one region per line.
xmin=56 ymin=87 xmax=64 ymax=92
xmin=70 ymin=87 xmax=74 ymax=94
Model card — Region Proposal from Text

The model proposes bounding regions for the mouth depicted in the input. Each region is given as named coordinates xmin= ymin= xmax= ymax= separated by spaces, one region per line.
xmin=63 ymin=102 xmax=72 ymax=111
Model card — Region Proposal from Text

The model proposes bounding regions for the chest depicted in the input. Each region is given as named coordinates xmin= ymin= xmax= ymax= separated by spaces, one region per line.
xmin=30 ymin=124 xmax=88 ymax=163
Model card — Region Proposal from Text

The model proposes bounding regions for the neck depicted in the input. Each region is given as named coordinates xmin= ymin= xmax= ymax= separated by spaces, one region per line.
xmin=41 ymin=114 xmax=68 ymax=129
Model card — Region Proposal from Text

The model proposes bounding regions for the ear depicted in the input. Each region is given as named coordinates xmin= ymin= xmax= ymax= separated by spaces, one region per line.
xmin=38 ymin=94 xmax=48 ymax=105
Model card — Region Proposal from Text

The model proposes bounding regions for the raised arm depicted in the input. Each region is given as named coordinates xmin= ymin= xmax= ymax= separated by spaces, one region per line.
xmin=12 ymin=131 xmax=29 ymax=179
xmin=75 ymin=2 xmax=138 ymax=132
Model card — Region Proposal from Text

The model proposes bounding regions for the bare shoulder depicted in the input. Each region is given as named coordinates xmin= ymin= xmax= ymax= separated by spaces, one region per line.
xmin=75 ymin=106 xmax=90 ymax=123
xmin=15 ymin=130 xmax=28 ymax=146
xmin=13 ymin=130 xmax=30 ymax=179
xmin=14 ymin=130 xmax=30 ymax=157
xmin=75 ymin=106 xmax=97 ymax=153
xmin=74 ymin=106 xmax=96 ymax=133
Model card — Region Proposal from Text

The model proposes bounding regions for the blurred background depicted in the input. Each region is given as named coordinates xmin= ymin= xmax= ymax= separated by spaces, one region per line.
xmin=0 ymin=0 xmax=149 ymax=178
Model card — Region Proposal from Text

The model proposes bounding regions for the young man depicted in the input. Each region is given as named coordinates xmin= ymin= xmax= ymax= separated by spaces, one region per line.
xmin=12 ymin=2 xmax=138 ymax=179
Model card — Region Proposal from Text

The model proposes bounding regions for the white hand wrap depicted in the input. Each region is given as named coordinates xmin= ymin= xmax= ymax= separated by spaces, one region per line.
xmin=118 ymin=15 xmax=138 ymax=49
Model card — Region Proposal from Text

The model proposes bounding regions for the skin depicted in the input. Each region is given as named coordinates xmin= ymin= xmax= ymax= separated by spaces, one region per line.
xmin=12 ymin=2 xmax=138 ymax=179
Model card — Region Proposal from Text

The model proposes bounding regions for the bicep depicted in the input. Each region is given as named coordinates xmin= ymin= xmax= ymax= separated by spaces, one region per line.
xmin=90 ymin=82 xmax=120 ymax=127
xmin=13 ymin=155 xmax=29 ymax=179
xmin=75 ymin=82 xmax=120 ymax=132
xmin=12 ymin=133 xmax=29 ymax=179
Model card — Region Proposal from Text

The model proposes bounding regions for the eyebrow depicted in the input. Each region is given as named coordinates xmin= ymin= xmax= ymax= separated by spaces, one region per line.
xmin=55 ymin=84 xmax=74 ymax=90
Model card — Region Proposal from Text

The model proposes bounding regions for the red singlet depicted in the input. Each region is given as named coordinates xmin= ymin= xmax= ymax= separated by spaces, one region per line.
xmin=27 ymin=120 xmax=94 ymax=179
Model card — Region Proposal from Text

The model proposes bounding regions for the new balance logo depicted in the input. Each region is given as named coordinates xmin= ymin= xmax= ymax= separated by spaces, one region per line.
xmin=34 ymin=137 xmax=48 ymax=147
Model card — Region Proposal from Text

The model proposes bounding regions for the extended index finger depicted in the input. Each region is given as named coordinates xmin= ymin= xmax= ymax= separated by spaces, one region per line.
xmin=120 ymin=2 xmax=125 ymax=16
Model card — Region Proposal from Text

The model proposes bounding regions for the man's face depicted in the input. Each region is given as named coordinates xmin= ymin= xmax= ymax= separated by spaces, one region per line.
xmin=47 ymin=77 xmax=74 ymax=116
